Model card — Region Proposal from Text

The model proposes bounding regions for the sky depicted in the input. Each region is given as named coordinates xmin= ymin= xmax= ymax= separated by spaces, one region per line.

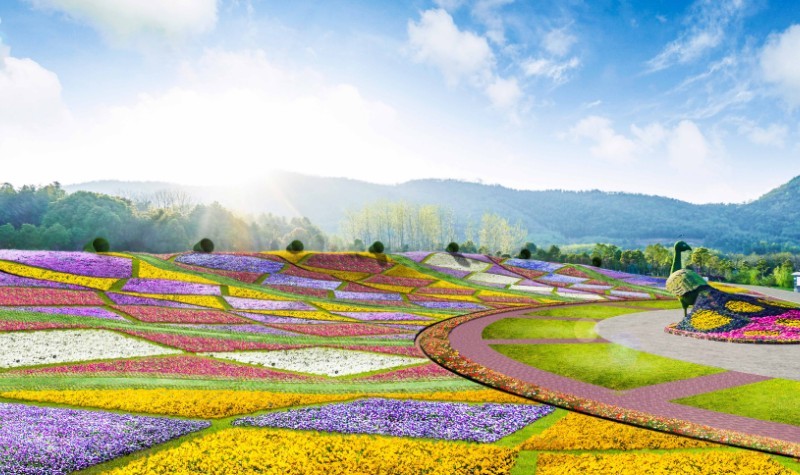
xmin=1 ymin=0 xmax=799 ymax=204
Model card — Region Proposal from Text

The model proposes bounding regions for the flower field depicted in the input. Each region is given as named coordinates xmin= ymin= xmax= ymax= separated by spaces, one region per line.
xmin=0 ymin=250 xmax=797 ymax=473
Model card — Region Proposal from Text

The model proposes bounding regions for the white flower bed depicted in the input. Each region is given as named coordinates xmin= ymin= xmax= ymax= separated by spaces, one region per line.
xmin=204 ymin=347 xmax=427 ymax=377
xmin=0 ymin=329 xmax=181 ymax=368
xmin=508 ymin=284 xmax=554 ymax=294
xmin=423 ymin=253 xmax=491 ymax=272
xmin=467 ymin=272 xmax=521 ymax=286
xmin=555 ymin=289 xmax=606 ymax=301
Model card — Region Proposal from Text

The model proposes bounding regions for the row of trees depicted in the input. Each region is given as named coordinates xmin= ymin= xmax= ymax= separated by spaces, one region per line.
xmin=340 ymin=201 xmax=528 ymax=254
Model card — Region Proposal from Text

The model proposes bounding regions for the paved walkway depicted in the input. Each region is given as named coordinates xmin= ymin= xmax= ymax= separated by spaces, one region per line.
xmin=445 ymin=301 xmax=800 ymax=451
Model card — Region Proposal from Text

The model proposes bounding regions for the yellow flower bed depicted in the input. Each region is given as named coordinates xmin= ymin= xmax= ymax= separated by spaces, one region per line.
xmin=522 ymin=412 xmax=717 ymax=451
xmin=386 ymin=389 xmax=537 ymax=405
xmin=312 ymin=302 xmax=375 ymax=312
xmin=116 ymin=292 xmax=226 ymax=309
xmin=264 ymin=251 xmax=311 ymax=264
xmin=384 ymin=265 xmax=436 ymax=280
xmin=413 ymin=292 xmax=482 ymax=303
xmin=777 ymin=318 xmax=800 ymax=328
xmin=227 ymin=286 xmax=293 ymax=301
xmin=725 ymin=301 xmax=764 ymax=313
xmin=535 ymin=452 xmax=792 ymax=475
xmin=299 ymin=266 xmax=371 ymax=281
xmin=758 ymin=299 xmax=799 ymax=309
xmin=106 ymin=428 xmax=517 ymax=475
xmin=690 ymin=309 xmax=731 ymax=330
xmin=709 ymin=282 xmax=749 ymax=294
xmin=137 ymin=261 xmax=219 ymax=284
xmin=0 ymin=389 xmax=356 ymax=418
xmin=0 ymin=261 xmax=117 ymax=290
xmin=103 ymin=252 xmax=134 ymax=259
xmin=360 ymin=282 xmax=416 ymax=294
xmin=426 ymin=280 xmax=476 ymax=291
xmin=744 ymin=331 xmax=781 ymax=337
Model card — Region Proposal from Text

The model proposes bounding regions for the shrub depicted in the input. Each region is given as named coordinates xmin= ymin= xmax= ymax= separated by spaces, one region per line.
xmin=591 ymin=256 xmax=602 ymax=268
xmin=446 ymin=242 xmax=459 ymax=253
xmin=193 ymin=238 xmax=214 ymax=253
xmin=84 ymin=237 xmax=110 ymax=253
xmin=368 ymin=241 xmax=384 ymax=254
xmin=287 ymin=240 xmax=304 ymax=252
xmin=519 ymin=248 xmax=531 ymax=259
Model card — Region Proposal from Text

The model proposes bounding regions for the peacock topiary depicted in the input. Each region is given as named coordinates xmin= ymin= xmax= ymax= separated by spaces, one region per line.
xmin=666 ymin=241 xmax=710 ymax=317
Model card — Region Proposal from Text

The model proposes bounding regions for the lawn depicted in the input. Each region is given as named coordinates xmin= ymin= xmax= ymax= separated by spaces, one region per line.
xmin=616 ymin=300 xmax=684 ymax=310
xmin=525 ymin=304 xmax=651 ymax=319
xmin=490 ymin=343 xmax=726 ymax=390
xmin=482 ymin=318 xmax=598 ymax=340
xmin=673 ymin=379 xmax=800 ymax=426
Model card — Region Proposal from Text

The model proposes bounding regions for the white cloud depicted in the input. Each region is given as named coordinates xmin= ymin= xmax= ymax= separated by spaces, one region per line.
xmin=26 ymin=0 xmax=218 ymax=45
xmin=523 ymin=57 xmax=580 ymax=84
xmin=0 ymin=38 xmax=69 ymax=132
xmin=760 ymin=24 xmax=800 ymax=107
xmin=631 ymin=122 xmax=668 ymax=150
xmin=407 ymin=9 xmax=494 ymax=86
xmin=646 ymin=0 xmax=747 ymax=72
xmin=471 ymin=0 xmax=513 ymax=45
xmin=667 ymin=120 xmax=709 ymax=168
xmin=544 ymin=28 xmax=577 ymax=57
xmin=485 ymin=76 xmax=521 ymax=109
xmin=569 ymin=116 xmax=638 ymax=163
xmin=737 ymin=121 xmax=787 ymax=147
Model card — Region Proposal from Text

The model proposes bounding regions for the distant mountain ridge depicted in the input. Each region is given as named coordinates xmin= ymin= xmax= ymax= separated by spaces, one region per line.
xmin=65 ymin=172 xmax=800 ymax=253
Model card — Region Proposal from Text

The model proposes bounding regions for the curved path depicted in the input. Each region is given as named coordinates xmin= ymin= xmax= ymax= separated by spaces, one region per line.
xmin=438 ymin=300 xmax=800 ymax=455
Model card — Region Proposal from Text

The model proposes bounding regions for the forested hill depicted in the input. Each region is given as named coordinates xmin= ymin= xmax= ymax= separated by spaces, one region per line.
xmin=66 ymin=172 xmax=800 ymax=253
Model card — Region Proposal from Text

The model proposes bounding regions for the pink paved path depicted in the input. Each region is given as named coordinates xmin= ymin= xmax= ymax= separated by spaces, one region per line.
xmin=444 ymin=304 xmax=800 ymax=451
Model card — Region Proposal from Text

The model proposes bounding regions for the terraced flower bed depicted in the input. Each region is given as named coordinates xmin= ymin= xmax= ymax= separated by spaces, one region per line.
xmin=0 ymin=250 xmax=796 ymax=473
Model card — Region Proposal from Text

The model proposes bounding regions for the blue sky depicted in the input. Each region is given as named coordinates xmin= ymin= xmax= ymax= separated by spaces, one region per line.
xmin=1 ymin=0 xmax=799 ymax=204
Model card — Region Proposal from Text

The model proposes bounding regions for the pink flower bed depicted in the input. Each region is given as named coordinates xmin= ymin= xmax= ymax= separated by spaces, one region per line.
xmin=501 ymin=268 xmax=547 ymax=280
xmin=304 ymin=254 xmax=393 ymax=274
xmin=266 ymin=285 xmax=330 ymax=298
xmin=0 ymin=320 xmax=84 ymax=331
xmin=0 ymin=288 xmax=105 ymax=306
xmin=356 ymin=363 xmax=458 ymax=381
xmin=113 ymin=305 xmax=247 ymax=324
xmin=265 ymin=323 xmax=406 ymax=337
xmin=478 ymin=295 xmax=542 ymax=304
xmin=341 ymin=282 xmax=390 ymax=293
xmin=234 ymin=312 xmax=334 ymax=325
xmin=666 ymin=310 xmax=800 ymax=343
xmin=363 ymin=274 xmax=434 ymax=288
xmin=339 ymin=345 xmax=426 ymax=357
xmin=332 ymin=312 xmax=432 ymax=321
xmin=415 ymin=287 xmax=475 ymax=296
xmin=9 ymin=355 xmax=317 ymax=380
xmin=173 ymin=262 xmax=262 ymax=284
xmin=106 ymin=292 xmax=203 ymax=308
xmin=279 ymin=265 xmax=339 ymax=280
xmin=119 ymin=330 xmax=306 ymax=352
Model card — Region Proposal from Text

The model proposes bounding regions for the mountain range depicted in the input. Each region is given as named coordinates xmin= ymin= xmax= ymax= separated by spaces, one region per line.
xmin=65 ymin=172 xmax=800 ymax=254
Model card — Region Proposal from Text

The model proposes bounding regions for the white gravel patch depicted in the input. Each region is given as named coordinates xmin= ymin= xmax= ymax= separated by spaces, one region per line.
xmin=468 ymin=272 xmax=521 ymax=286
xmin=0 ymin=329 xmax=181 ymax=368
xmin=423 ymin=253 xmax=491 ymax=272
xmin=204 ymin=347 xmax=427 ymax=377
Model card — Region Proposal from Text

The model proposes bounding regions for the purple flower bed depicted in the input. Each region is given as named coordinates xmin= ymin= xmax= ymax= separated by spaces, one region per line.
xmin=122 ymin=279 xmax=221 ymax=295
xmin=399 ymin=251 xmax=431 ymax=262
xmin=514 ymin=279 xmax=549 ymax=287
xmin=504 ymin=259 xmax=563 ymax=272
xmin=224 ymin=297 xmax=315 ymax=310
xmin=590 ymin=266 xmax=634 ymax=279
xmin=0 ymin=251 xmax=132 ymax=278
xmin=167 ymin=323 xmax=302 ymax=336
xmin=0 ymin=402 xmax=209 ymax=475
xmin=262 ymin=274 xmax=341 ymax=290
xmin=234 ymin=398 xmax=554 ymax=443
xmin=537 ymin=273 xmax=587 ymax=285
xmin=333 ymin=312 xmax=433 ymax=321
xmin=0 ymin=271 xmax=84 ymax=290
xmin=7 ymin=306 xmax=126 ymax=321
xmin=106 ymin=293 xmax=203 ymax=308
xmin=333 ymin=290 xmax=403 ymax=301
xmin=415 ymin=301 xmax=487 ymax=310
xmin=234 ymin=311 xmax=333 ymax=325
xmin=609 ymin=290 xmax=651 ymax=299
xmin=483 ymin=264 xmax=523 ymax=277
xmin=571 ymin=283 xmax=613 ymax=291
xmin=622 ymin=276 xmax=667 ymax=288
xmin=426 ymin=266 xmax=471 ymax=278
xmin=456 ymin=253 xmax=494 ymax=263
xmin=175 ymin=253 xmax=284 ymax=274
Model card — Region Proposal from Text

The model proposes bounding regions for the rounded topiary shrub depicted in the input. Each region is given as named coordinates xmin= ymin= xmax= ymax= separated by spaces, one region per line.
xmin=519 ymin=248 xmax=531 ymax=259
xmin=84 ymin=237 xmax=110 ymax=253
xmin=591 ymin=256 xmax=602 ymax=267
xmin=369 ymin=241 xmax=384 ymax=254
xmin=446 ymin=242 xmax=459 ymax=253
xmin=193 ymin=238 xmax=214 ymax=253
xmin=287 ymin=240 xmax=304 ymax=252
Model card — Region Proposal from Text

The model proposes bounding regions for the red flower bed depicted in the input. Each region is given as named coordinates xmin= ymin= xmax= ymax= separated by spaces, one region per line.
xmin=303 ymin=254 xmax=393 ymax=274
xmin=342 ymin=282 xmax=389 ymax=293
xmin=555 ymin=266 xmax=592 ymax=278
xmin=500 ymin=268 xmax=546 ymax=280
xmin=364 ymin=274 xmax=434 ymax=288
xmin=9 ymin=355 xmax=317 ymax=380
xmin=415 ymin=287 xmax=475 ymax=296
xmin=119 ymin=330 xmax=305 ymax=352
xmin=267 ymin=285 xmax=330 ymax=298
xmin=0 ymin=320 xmax=85 ymax=331
xmin=478 ymin=295 xmax=543 ymax=304
xmin=0 ymin=288 xmax=105 ymax=306
xmin=356 ymin=362 xmax=458 ymax=381
xmin=583 ymin=279 xmax=612 ymax=286
xmin=339 ymin=345 xmax=426 ymax=357
xmin=266 ymin=323 xmax=404 ymax=337
xmin=279 ymin=265 xmax=340 ymax=281
xmin=113 ymin=305 xmax=247 ymax=324
xmin=173 ymin=262 xmax=262 ymax=284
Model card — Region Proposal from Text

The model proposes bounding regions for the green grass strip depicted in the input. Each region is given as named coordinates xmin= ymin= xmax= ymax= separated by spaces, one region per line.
xmin=490 ymin=343 xmax=725 ymax=391
xmin=673 ymin=379 xmax=800 ymax=427
xmin=525 ymin=304 xmax=647 ymax=319
xmin=482 ymin=318 xmax=598 ymax=340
